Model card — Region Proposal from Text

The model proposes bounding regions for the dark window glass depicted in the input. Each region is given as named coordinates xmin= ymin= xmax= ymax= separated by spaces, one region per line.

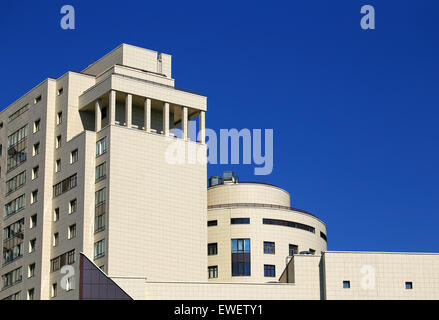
xmin=231 ymin=218 xmax=250 ymax=224
xmin=289 ymin=244 xmax=298 ymax=256
xmin=343 ymin=281 xmax=350 ymax=289
xmin=263 ymin=241 xmax=275 ymax=254
xmin=405 ymin=282 xmax=413 ymax=289
xmin=208 ymin=243 xmax=218 ymax=256
xmin=264 ymin=264 xmax=275 ymax=277
xmin=231 ymin=239 xmax=251 ymax=276
xmin=262 ymin=218 xmax=315 ymax=234
xmin=207 ymin=220 xmax=217 ymax=227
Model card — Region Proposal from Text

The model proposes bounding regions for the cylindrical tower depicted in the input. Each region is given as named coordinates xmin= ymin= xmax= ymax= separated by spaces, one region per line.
xmin=207 ymin=173 xmax=327 ymax=283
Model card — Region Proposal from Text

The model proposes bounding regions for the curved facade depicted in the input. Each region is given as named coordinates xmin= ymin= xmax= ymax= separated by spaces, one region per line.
xmin=207 ymin=182 xmax=327 ymax=283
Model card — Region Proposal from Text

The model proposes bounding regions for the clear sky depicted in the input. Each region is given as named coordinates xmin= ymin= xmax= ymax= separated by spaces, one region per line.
xmin=1 ymin=0 xmax=438 ymax=253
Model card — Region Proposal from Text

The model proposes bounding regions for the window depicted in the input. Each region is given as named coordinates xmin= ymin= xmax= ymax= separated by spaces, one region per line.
xmin=8 ymin=125 xmax=28 ymax=149
xmin=94 ymin=239 xmax=105 ymax=259
xmin=56 ymin=135 xmax=61 ymax=148
xmin=95 ymin=188 xmax=106 ymax=206
xmin=231 ymin=218 xmax=250 ymax=224
xmin=53 ymin=233 xmax=59 ymax=247
xmin=262 ymin=218 xmax=315 ymax=234
xmin=95 ymin=213 xmax=105 ymax=233
xmin=27 ymin=288 xmax=34 ymax=300
xmin=32 ymin=166 xmax=39 ymax=179
xmin=264 ymin=265 xmax=276 ymax=277
xmin=1 ymin=267 xmax=22 ymax=289
xmin=28 ymin=263 xmax=35 ymax=278
xmin=405 ymin=282 xmax=413 ymax=290
xmin=289 ymin=244 xmax=298 ymax=256
xmin=51 ymin=250 xmax=75 ymax=272
xmin=95 ymin=162 xmax=106 ymax=182
xmin=33 ymin=142 xmax=40 ymax=156
xmin=54 ymin=208 xmax=59 ymax=222
xmin=207 ymin=220 xmax=217 ymax=227
xmin=231 ymin=239 xmax=251 ymax=276
xmin=208 ymin=243 xmax=218 ymax=256
xmin=29 ymin=238 xmax=36 ymax=253
xmin=208 ymin=266 xmax=218 ymax=279
xmin=4 ymin=194 xmax=25 ymax=217
xmin=33 ymin=119 xmax=40 ymax=133
xmin=264 ymin=241 xmax=275 ymax=254
xmin=2 ymin=243 xmax=23 ymax=265
xmin=30 ymin=214 xmax=37 ymax=228
xmin=320 ymin=232 xmax=327 ymax=242
xmin=309 ymin=249 xmax=315 ymax=255
xmin=96 ymin=137 xmax=107 ymax=156
xmin=69 ymin=199 xmax=77 ymax=214
xmin=57 ymin=112 xmax=62 ymax=125
xmin=9 ymin=104 xmax=29 ymax=122
xmin=101 ymin=107 xmax=107 ymax=119
xmin=3 ymin=292 xmax=21 ymax=300
xmin=6 ymin=170 xmax=26 ymax=195
xmin=68 ymin=224 xmax=76 ymax=239
xmin=4 ymin=218 xmax=24 ymax=241
xmin=70 ymin=149 xmax=78 ymax=164
xmin=57 ymin=88 xmax=63 ymax=96
xmin=343 ymin=281 xmax=350 ymax=289
xmin=55 ymin=159 xmax=61 ymax=172
xmin=51 ymin=283 xmax=57 ymax=298
xmin=53 ymin=174 xmax=77 ymax=197
xmin=34 ymin=95 xmax=41 ymax=104
xmin=31 ymin=190 xmax=38 ymax=204
xmin=0 ymin=145 xmax=2 ymax=156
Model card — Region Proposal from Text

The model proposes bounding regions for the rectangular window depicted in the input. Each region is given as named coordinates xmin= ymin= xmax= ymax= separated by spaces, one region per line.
xmin=231 ymin=239 xmax=251 ymax=276
xmin=405 ymin=282 xmax=413 ymax=289
xmin=69 ymin=199 xmax=77 ymax=214
xmin=55 ymin=159 xmax=61 ymax=172
xmin=208 ymin=243 xmax=218 ymax=256
xmin=94 ymin=213 xmax=105 ymax=233
xmin=95 ymin=188 xmax=106 ymax=206
xmin=289 ymin=244 xmax=298 ymax=256
xmin=94 ymin=239 xmax=105 ymax=259
xmin=263 ymin=241 xmax=275 ymax=254
xmin=8 ymin=125 xmax=28 ymax=149
xmin=2 ymin=243 xmax=23 ymax=265
xmin=30 ymin=214 xmax=37 ymax=228
xmin=95 ymin=162 xmax=106 ymax=182
xmin=33 ymin=142 xmax=40 ymax=156
xmin=33 ymin=119 xmax=40 ymax=133
xmin=1 ymin=267 xmax=22 ymax=289
xmin=28 ymin=263 xmax=35 ymax=278
xmin=208 ymin=266 xmax=218 ymax=279
xmin=231 ymin=218 xmax=250 ymax=224
xmin=30 ymin=167 xmax=37 ymax=182
xmin=51 ymin=283 xmax=57 ymax=298
xmin=207 ymin=220 xmax=217 ymax=227
xmin=27 ymin=288 xmax=34 ymax=300
xmin=9 ymin=105 xmax=29 ymax=123
xmin=264 ymin=264 xmax=276 ymax=277
xmin=70 ymin=149 xmax=78 ymax=164
xmin=56 ymin=135 xmax=61 ymax=148
xmin=31 ymin=190 xmax=38 ymax=204
xmin=96 ymin=137 xmax=107 ymax=156
xmin=54 ymin=208 xmax=59 ymax=222
xmin=5 ymin=170 xmax=26 ymax=195
xmin=68 ymin=224 xmax=76 ymax=239
xmin=4 ymin=194 xmax=25 ymax=217
xmin=53 ymin=233 xmax=59 ymax=247
xmin=56 ymin=112 xmax=62 ymax=125
xmin=262 ymin=218 xmax=315 ymax=234
xmin=50 ymin=250 xmax=75 ymax=272
xmin=7 ymin=126 xmax=28 ymax=171
xmin=34 ymin=95 xmax=41 ymax=104
xmin=53 ymin=174 xmax=77 ymax=198
xmin=343 ymin=281 xmax=350 ymax=289
xmin=57 ymin=88 xmax=63 ymax=96
xmin=3 ymin=292 xmax=21 ymax=300
xmin=29 ymin=238 xmax=36 ymax=253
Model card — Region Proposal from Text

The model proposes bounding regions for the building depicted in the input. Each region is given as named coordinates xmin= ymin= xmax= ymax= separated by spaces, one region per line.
xmin=1 ymin=44 xmax=438 ymax=300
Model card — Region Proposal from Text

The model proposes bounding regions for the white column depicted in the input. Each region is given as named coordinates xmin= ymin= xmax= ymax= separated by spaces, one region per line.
xmin=182 ymin=106 xmax=188 ymax=140
xmin=199 ymin=111 xmax=205 ymax=144
xmin=95 ymin=99 xmax=102 ymax=132
xmin=144 ymin=98 xmax=151 ymax=132
xmin=125 ymin=94 xmax=132 ymax=128
xmin=109 ymin=90 xmax=116 ymax=125
xmin=163 ymin=102 xmax=169 ymax=136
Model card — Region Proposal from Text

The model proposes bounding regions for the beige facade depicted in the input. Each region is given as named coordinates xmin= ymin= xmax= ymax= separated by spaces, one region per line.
xmin=0 ymin=44 xmax=207 ymax=300
xmin=0 ymin=44 xmax=438 ymax=300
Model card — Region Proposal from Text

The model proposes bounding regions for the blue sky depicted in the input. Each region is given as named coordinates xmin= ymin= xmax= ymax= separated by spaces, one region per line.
xmin=1 ymin=1 xmax=438 ymax=253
